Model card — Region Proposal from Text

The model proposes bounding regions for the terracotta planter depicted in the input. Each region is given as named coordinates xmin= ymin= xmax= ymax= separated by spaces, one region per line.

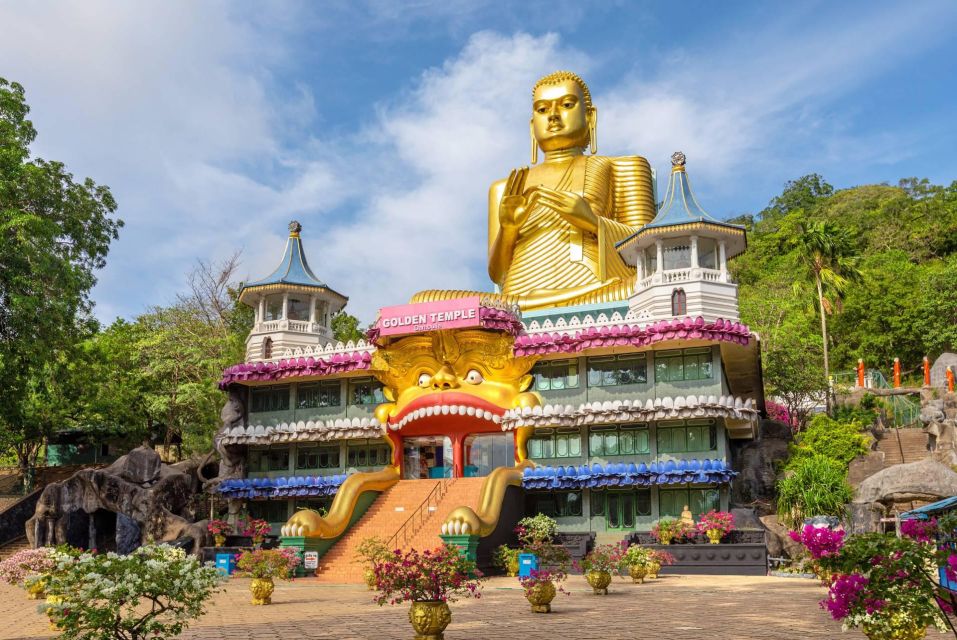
xmin=26 ymin=579 xmax=46 ymax=600
xmin=628 ymin=563 xmax=648 ymax=584
xmin=705 ymin=529 xmax=723 ymax=544
xmin=525 ymin=579 xmax=556 ymax=613
xmin=250 ymin=577 xmax=274 ymax=605
xmin=646 ymin=561 xmax=661 ymax=579
xmin=214 ymin=534 xmax=226 ymax=547
xmin=363 ymin=568 xmax=376 ymax=590
xmin=408 ymin=600 xmax=451 ymax=640
xmin=586 ymin=570 xmax=611 ymax=595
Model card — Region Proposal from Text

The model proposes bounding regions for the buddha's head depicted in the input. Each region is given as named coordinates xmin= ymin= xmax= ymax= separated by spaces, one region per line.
xmin=531 ymin=70 xmax=595 ymax=155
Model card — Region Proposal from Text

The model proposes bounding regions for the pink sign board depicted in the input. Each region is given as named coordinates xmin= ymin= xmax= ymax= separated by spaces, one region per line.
xmin=376 ymin=296 xmax=483 ymax=337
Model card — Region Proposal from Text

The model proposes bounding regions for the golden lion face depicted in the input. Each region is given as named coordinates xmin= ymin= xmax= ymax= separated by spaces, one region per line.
xmin=371 ymin=329 xmax=540 ymax=448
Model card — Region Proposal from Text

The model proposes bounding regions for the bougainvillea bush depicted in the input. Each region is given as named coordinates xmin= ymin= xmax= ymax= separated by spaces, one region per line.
xmin=650 ymin=517 xmax=695 ymax=543
xmin=698 ymin=510 xmax=735 ymax=537
xmin=235 ymin=548 xmax=301 ymax=579
xmin=788 ymin=525 xmax=846 ymax=559
xmin=576 ymin=543 xmax=625 ymax=574
xmin=372 ymin=546 xmax=484 ymax=606
xmin=0 ymin=547 xmax=56 ymax=587
xmin=796 ymin=518 xmax=957 ymax=637
xmin=238 ymin=518 xmax=271 ymax=539
xmin=515 ymin=514 xmax=559 ymax=546
xmin=206 ymin=519 xmax=232 ymax=536
xmin=43 ymin=544 xmax=223 ymax=640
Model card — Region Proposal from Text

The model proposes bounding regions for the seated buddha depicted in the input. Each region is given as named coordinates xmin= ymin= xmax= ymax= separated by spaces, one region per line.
xmin=412 ymin=70 xmax=656 ymax=311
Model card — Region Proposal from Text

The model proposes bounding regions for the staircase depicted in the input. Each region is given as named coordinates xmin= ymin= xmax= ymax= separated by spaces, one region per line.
xmin=312 ymin=477 xmax=486 ymax=583
xmin=0 ymin=536 xmax=30 ymax=560
xmin=877 ymin=429 xmax=931 ymax=466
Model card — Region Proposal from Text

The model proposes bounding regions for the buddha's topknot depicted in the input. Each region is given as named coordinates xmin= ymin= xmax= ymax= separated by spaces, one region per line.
xmin=532 ymin=71 xmax=593 ymax=109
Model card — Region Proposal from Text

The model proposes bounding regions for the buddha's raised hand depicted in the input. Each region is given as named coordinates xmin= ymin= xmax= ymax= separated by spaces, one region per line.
xmin=498 ymin=167 xmax=531 ymax=230
xmin=533 ymin=185 xmax=598 ymax=233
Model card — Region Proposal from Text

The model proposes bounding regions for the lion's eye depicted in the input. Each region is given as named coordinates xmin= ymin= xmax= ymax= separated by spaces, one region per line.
xmin=465 ymin=369 xmax=484 ymax=385
xmin=417 ymin=373 xmax=432 ymax=387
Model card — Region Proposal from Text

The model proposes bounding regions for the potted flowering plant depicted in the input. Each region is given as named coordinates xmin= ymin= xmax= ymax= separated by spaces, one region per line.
xmin=355 ymin=536 xmax=392 ymax=589
xmin=698 ymin=510 xmax=735 ymax=544
xmin=646 ymin=549 xmax=675 ymax=579
xmin=519 ymin=568 xmax=568 ymax=613
xmin=651 ymin=517 xmax=694 ymax=544
xmin=793 ymin=515 xmax=957 ymax=640
xmin=207 ymin=519 xmax=232 ymax=547
xmin=0 ymin=547 xmax=56 ymax=599
xmin=516 ymin=514 xmax=559 ymax=545
xmin=373 ymin=545 xmax=483 ymax=640
xmin=239 ymin=518 xmax=271 ymax=547
xmin=620 ymin=543 xmax=652 ymax=583
xmin=789 ymin=524 xmax=846 ymax=581
xmin=577 ymin=543 xmax=624 ymax=595
xmin=235 ymin=547 xmax=301 ymax=605
xmin=493 ymin=545 xmax=520 ymax=577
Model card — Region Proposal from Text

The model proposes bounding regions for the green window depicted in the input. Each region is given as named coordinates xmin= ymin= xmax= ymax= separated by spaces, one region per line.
xmin=250 ymin=386 xmax=290 ymax=413
xmin=587 ymin=354 xmax=647 ymax=387
xmin=267 ymin=448 xmax=290 ymax=471
xmin=296 ymin=446 xmax=341 ymax=470
xmin=531 ymin=360 xmax=580 ymax=391
xmin=528 ymin=430 xmax=582 ymax=459
xmin=588 ymin=425 xmax=650 ymax=456
xmin=525 ymin=491 xmax=583 ymax=518
xmin=347 ymin=444 xmax=391 ymax=467
xmin=349 ymin=378 xmax=385 ymax=406
xmin=298 ymin=381 xmax=341 ymax=408
xmin=592 ymin=489 xmax=652 ymax=529
xmin=656 ymin=421 xmax=717 ymax=453
xmin=658 ymin=488 xmax=720 ymax=519
xmin=247 ymin=500 xmax=288 ymax=523
xmin=654 ymin=348 xmax=714 ymax=382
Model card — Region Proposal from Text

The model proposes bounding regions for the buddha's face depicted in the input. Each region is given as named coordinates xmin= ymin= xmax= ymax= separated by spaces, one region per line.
xmin=531 ymin=79 xmax=590 ymax=152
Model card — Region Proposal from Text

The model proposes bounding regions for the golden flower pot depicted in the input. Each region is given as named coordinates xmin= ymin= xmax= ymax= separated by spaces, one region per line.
xmin=646 ymin=561 xmax=661 ymax=579
xmin=705 ymin=529 xmax=723 ymax=544
xmin=250 ymin=577 xmax=274 ymax=605
xmin=525 ymin=579 xmax=556 ymax=613
xmin=363 ymin=568 xmax=376 ymax=590
xmin=658 ymin=533 xmax=673 ymax=545
xmin=507 ymin=556 xmax=519 ymax=577
xmin=214 ymin=534 xmax=226 ymax=547
xmin=408 ymin=600 xmax=452 ymax=640
xmin=628 ymin=564 xmax=648 ymax=584
xmin=586 ymin=570 xmax=612 ymax=595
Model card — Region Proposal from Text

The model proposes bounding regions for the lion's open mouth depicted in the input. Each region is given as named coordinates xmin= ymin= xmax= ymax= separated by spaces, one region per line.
xmin=388 ymin=391 xmax=504 ymax=432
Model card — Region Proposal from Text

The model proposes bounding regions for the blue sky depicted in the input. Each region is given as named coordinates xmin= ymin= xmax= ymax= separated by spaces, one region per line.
xmin=3 ymin=0 xmax=957 ymax=325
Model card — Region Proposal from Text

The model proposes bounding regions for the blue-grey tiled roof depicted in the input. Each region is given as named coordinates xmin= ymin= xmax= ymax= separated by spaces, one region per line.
xmin=901 ymin=495 xmax=957 ymax=519
xmin=522 ymin=459 xmax=736 ymax=490
xmin=243 ymin=231 xmax=328 ymax=290
xmin=215 ymin=474 xmax=347 ymax=499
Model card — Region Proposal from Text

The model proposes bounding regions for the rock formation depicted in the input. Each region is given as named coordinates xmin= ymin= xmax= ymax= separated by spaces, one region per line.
xmin=854 ymin=457 xmax=957 ymax=507
xmin=25 ymin=446 xmax=212 ymax=554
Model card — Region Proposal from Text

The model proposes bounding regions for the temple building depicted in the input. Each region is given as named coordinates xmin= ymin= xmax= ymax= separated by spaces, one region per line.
xmin=213 ymin=71 xmax=765 ymax=576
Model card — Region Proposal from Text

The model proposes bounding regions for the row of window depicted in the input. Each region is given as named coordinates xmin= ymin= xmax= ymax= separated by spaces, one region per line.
xmin=524 ymin=488 xmax=719 ymax=525
xmin=250 ymin=378 xmax=386 ymax=413
xmin=532 ymin=348 xmax=713 ymax=392
xmin=247 ymin=443 xmax=388 ymax=472
xmin=528 ymin=422 xmax=717 ymax=459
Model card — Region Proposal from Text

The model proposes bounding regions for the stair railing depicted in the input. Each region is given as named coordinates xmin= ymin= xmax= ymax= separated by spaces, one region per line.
xmin=386 ymin=478 xmax=455 ymax=552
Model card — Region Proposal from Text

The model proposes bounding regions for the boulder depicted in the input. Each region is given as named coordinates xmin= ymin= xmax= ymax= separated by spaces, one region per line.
xmin=854 ymin=457 xmax=957 ymax=505
xmin=759 ymin=514 xmax=804 ymax=560
xmin=846 ymin=502 xmax=884 ymax=534
xmin=730 ymin=421 xmax=791 ymax=510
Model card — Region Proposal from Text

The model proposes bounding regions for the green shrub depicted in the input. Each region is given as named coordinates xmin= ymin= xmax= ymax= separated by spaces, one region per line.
xmin=787 ymin=414 xmax=870 ymax=470
xmin=777 ymin=455 xmax=853 ymax=527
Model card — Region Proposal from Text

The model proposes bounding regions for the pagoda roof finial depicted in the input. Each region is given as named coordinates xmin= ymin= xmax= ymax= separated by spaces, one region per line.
xmin=288 ymin=220 xmax=302 ymax=237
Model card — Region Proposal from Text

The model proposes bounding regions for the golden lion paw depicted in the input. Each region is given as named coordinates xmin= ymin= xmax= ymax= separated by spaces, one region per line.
xmin=280 ymin=509 xmax=325 ymax=537
xmin=441 ymin=508 xmax=481 ymax=536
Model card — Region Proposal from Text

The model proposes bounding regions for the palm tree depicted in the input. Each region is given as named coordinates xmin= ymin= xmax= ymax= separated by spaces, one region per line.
xmin=795 ymin=221 xmax=861 ymax=409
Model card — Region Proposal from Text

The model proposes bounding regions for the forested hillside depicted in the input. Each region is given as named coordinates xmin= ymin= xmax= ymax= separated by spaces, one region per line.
xmin=731 ymin=175 xmax=957 ymax=420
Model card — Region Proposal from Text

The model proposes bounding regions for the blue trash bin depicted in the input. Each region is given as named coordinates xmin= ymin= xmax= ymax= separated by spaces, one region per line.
xmin=518 ymin=553 xmax=539 ymax=578
xmin=215 ymin=553 xmax=236 ymax=576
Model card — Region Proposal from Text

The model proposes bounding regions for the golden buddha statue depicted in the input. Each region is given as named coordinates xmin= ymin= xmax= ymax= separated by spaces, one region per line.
xmin=413 ymin=71 xmax=656 ymax=311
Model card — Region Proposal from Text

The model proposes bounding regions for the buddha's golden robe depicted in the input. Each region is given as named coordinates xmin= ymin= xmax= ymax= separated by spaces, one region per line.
xmin=412 ymin=155 xmax=655 ymax=311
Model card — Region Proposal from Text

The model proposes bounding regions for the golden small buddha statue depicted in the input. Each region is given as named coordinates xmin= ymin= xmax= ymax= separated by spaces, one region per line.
xmin=413 ymin=71 xmax=656 ymax=311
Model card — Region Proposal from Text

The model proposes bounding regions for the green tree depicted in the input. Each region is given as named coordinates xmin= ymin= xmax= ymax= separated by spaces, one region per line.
xmin=0 ymin=78 xmax=121 ymax=485
xmin=787 ymin=414 xmax=871 ymax=470
xmin=331 ymin=311 xmax=365 ymax=343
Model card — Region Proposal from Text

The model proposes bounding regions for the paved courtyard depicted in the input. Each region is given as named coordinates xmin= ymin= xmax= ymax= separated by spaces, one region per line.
xmin=0 ymin=574 xmax=862 ymax=640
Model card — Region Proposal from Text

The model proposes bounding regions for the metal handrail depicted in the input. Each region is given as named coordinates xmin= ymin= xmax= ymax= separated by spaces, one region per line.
xmin=386 ymin=478 xmax=455 ymax=552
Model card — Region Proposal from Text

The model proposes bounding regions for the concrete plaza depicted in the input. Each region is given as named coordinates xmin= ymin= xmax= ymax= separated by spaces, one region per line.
xmin=0 ymin=574 xmax=862 ymax=640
